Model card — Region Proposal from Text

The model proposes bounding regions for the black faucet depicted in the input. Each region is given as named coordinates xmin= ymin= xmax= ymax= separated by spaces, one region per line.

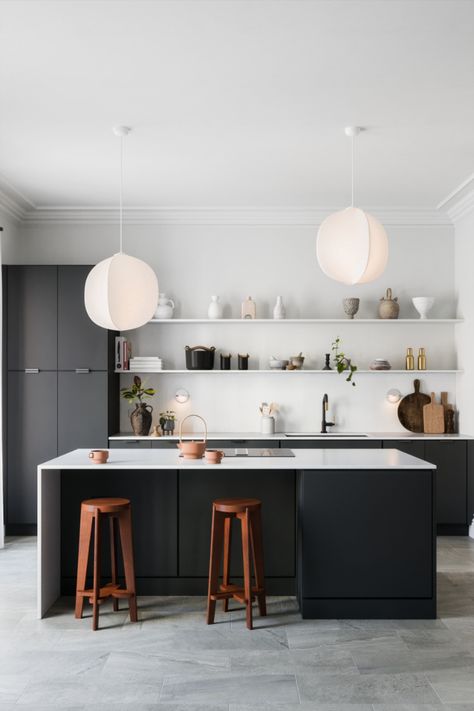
xmin=321 ymin=393 xmax=335 ymax=434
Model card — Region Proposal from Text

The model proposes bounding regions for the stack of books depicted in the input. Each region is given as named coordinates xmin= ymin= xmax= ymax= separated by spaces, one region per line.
xmin=129 ymin=356 xmax=163 ymax=372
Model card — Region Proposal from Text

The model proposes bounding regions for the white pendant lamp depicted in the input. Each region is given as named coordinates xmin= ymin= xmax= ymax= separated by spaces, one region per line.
xmin=84 ymin=126 xmax=159 ymax=330
xmin=316 ymin=127 xmax=389 ymax=285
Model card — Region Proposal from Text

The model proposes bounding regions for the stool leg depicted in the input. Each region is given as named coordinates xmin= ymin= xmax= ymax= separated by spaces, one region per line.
xmin=118 ymin=507 xmax=138 ymax=623
xmin=241 ymin=508 xmax=253 ymax=630
xmin=222 ymin=515 xmax=232 ymax=612
xmin=92 ymin=510 xmax=102 ymax=631
xmin=110 ymin=515 xmax=119 ymax=612
xmin=250 ymin=509 xmax=267 ymax=617
xmin=75 ymin=509 xmax=93 ymax=619
xmin=207 ymin=506 xmax=225 ymax=624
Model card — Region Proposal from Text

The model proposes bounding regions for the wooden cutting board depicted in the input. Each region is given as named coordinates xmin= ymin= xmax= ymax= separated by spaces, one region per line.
xmin=397 ymin=379 xmax=431 ymax=432
xmin=441 ymin=391 xmax=454 ymax=431
xmin=423 ymin=392 xmax=445 ymax=434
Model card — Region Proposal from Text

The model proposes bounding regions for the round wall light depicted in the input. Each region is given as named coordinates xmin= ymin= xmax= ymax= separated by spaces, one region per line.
xmin=386 ymin=388 xmax=402 ymax=404
xmin=175 ymin=388 xmax=190 ymax=404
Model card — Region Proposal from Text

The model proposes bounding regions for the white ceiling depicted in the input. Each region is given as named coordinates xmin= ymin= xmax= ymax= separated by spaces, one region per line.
xmin=0 ymin=0 xmax=473 ymax=210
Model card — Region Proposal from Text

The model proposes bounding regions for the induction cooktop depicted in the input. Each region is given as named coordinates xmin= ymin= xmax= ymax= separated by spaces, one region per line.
xmin=221 ymin=448 xmax=295 ymax=457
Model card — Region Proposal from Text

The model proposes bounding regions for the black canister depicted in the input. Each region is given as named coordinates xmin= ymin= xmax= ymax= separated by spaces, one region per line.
xmin=220 ymin=353 xmax=232 ymax=370
xmin=238 ymin=353 xmax=249 ymax=370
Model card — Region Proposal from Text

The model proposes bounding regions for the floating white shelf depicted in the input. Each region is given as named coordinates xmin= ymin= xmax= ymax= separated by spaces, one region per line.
xmin=147 ymin=318 xmax=462 ymax=324
xmin=117 ymin=369 xmax=462 ymax=375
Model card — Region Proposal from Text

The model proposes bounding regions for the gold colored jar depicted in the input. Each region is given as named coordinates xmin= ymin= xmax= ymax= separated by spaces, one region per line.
xmin=405 ymin=347 xmax=415 ymax=370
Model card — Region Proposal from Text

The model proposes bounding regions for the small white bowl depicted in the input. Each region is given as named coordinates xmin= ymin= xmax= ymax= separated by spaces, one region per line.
xmin=412 ymin=297 xmax=435 ymax=319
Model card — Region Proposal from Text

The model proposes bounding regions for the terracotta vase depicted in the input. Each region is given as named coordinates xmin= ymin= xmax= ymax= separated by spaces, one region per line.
xmin=378 ymin=288 xmax=399 ymax=319
xmin=130 ymin=403 xmax=153 ymax=436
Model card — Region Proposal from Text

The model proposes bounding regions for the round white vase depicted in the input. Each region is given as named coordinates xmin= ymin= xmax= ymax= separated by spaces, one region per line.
xmin=208 ymin=295 xmax=223 ymax=319
xmin=261 ymin=416 xmax=275 ymax=434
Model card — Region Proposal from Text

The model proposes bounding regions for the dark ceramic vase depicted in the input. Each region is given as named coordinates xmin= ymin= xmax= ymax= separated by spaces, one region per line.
xmin=162 ymin=419 xmax=175 ymax=436
xmin=130 ymin=403 xmax=153 ymax=436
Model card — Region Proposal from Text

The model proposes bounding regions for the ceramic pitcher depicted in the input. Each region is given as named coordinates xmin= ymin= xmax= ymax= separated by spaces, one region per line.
xmin=154 ymin=293 xmax=175 ymax=319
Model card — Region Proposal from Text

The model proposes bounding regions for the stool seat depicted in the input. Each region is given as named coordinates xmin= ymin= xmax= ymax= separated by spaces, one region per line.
xmin=207 ymin=497 xmax=266 ymax=630
xmin=81 ymin=497 xmax=130 ymax=514
xmin=213 ymin=498 xmax=261 ymax=514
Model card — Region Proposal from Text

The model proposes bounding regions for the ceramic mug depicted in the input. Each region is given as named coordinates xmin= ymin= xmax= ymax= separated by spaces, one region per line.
xmin=89 ymin=449 xmax=109 ymax=464
xmin=205 ymin=449 xmax=224 ymax=464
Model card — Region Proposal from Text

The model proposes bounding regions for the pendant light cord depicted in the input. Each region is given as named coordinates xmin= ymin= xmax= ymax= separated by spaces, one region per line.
xmin=351 ymin=132 xmax=355 ymax=208
xmin=119 ymin=134 xmax=124 ymax=254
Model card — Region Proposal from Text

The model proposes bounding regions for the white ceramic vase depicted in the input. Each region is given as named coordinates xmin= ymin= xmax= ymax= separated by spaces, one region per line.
xmin=261 ymin=415 xmax=275 ymax=434
xmin=273 ymin=296 xmax=286 ymax=319
xmin=208 ymin=295 xmax=223 ymax=319
xmin=154 ymin=293 xmax=175 ymax=319
xmin=412 ymin=296 xmax=435 ymax=319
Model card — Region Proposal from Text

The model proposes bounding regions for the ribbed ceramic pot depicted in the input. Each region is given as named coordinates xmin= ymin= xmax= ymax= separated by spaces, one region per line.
xmin=342 ymin=297 xmax=360 ymax=319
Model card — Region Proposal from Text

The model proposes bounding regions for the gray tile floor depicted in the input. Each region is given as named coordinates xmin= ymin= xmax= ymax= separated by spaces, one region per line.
xmin=1 ymin=537 xmax=474 ymax=709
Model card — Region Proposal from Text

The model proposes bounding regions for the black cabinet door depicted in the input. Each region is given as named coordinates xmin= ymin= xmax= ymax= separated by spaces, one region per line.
xmin=288 ymin=439 xmax=381 ymax=449
xmin=7 ymin=371 xmax=57 ymax=524
xmin=58 ymin=372 xmax=109 ymax=454
xmin=60 ymin=469 xmax=177 ymax=579
xmin=7 ymin=266 xmax=58 ymax=370
xmin=425 ymin=441 xmax=467 ymax=525
xmin=58 ymin=265 xmax=112 ymax=370
xmin=300 ymin=468 xmax=433 ymax=598
xmin=179 ymin=469 xmax=295 ymax=577
xmin=383 ymin=440 xmax=425 ymax=459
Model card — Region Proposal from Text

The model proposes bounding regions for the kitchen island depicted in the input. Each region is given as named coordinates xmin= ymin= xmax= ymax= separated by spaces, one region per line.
xmin=38 ymin=448 xmax=436 ymax=620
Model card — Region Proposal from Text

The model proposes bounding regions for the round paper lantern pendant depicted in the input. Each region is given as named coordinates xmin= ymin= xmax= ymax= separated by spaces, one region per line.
xmin=84 ymin=126 xmax=159 ymax=330
xmin=85 ymin=252 xmax=158 ymax=330
xmin=316 ymin=206 xmax=388 ymax=285
xmin=316 ymin=127 xmax=389 ymax=285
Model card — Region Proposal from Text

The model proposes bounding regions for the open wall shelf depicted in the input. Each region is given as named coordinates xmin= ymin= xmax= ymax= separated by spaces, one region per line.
xmin=117 ymin=369 xmax=462 ymax=375
xmin=147 ymin=318 xmax=463 ymax=324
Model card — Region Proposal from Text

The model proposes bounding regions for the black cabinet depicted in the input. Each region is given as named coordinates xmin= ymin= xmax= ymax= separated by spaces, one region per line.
xmin=58 ymin=265 xmax=113 ymax=371
xmin=7 ymin=371 xmax=57 ymax=525
xmin=383 ymin=440 xmax=425 ymax=459
xmin=425 ymin=441 xmax=467 ymax=527
xmin=179 ymin=468 xmax=295 ymax=578
xmin=5 ymin=265 xmax=118 ymax=531
xmin=58 ymin=372 xmax=110 ymax=454
xmin=7 ymin=266 xmax=58 ymax=370
xmin=299 ymin=468 xmax=435 ymax=616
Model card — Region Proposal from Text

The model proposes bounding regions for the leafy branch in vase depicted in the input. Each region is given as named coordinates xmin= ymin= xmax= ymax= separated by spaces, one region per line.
xmin=331 ymin=337 xmax=357 ymax=386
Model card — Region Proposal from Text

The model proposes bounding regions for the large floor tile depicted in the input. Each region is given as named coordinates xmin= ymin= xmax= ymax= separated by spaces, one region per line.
xmin=160 ymin=672 xmax=299 ymax=704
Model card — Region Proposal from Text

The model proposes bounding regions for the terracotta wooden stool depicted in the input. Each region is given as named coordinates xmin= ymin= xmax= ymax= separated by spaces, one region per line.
xmin=207 ymin=497 xmax=266 ymax=630
xmin=74 ymin=497 xmax=138 ymax=631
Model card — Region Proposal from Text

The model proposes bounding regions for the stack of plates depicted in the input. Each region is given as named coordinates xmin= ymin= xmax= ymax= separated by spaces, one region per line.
xmin=369 ymin=358 xmax=392 ymax=371
xmin=129 ymin=357 xmax=163 ymax=372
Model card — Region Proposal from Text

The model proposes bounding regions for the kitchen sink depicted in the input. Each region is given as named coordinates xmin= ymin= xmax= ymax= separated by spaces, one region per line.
xmin=284 ymin=432 xmax=370 ymax=438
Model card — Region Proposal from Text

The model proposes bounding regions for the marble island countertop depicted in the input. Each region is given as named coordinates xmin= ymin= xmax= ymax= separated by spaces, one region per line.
xmin=109 ymin=431 xmax=473 ymax=441
xmin=39 ymin=447 xmax=436 ymax=470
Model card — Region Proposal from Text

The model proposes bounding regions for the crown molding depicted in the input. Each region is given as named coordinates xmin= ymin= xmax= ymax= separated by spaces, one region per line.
xmin=18 ymin=205 xmax=452 ymax=227
xmin=437 ymin=173 xmax=474 ymax=223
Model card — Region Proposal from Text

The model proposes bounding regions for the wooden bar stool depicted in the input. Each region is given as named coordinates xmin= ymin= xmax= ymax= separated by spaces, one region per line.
xmin=74 ymin=497 xmax=138 ymax=631
xmin=207 ymin=497 xmax=266 ymax=630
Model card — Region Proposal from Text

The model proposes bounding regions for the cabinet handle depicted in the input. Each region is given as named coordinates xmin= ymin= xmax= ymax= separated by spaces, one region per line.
xmin=25 ymin=368 xmax=39 ymax=374
xmin=75 ymin=368 xmax=91 ymax=374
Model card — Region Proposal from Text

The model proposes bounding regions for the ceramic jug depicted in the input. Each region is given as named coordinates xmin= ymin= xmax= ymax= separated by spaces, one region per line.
xmin=208 ymin=295 xmax=223 ymax=319
xmin=154 ymin=293 xmax=175 ymax=319
xmin=378 ymin=288 xmax=399 ymax=319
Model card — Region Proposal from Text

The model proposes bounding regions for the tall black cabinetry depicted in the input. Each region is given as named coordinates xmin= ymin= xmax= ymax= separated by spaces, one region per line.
xmin=4 ymin=265 xmax=118 ymax=532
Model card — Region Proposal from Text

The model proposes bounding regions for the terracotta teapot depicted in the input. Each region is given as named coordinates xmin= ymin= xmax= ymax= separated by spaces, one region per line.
xmin=378 ymin=288 xmax=399 ymax=320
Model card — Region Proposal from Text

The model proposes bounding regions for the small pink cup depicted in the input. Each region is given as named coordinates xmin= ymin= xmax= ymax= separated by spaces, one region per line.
xmin=205 ymin=449 xmax=224 ymax=464
xmin=89 ymin=449 xmax=109 ymax=464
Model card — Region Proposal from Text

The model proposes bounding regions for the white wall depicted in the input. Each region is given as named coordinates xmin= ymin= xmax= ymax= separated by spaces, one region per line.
xmin=6 ymin=218 xmax=458 ymax=433
xmin=455 ymin=208 xmax=474 ymax=435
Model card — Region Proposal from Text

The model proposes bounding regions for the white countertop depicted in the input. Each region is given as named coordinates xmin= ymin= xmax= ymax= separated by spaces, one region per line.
xmin=109 ymin=431 xmax=473 ymax=441
xmin=39 ymin=448 xmax=436 ymax=470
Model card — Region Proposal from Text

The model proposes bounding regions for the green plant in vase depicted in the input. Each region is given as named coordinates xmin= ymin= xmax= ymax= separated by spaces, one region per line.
xmin=159 ymin=410 xmax=177 ymax=436
xmin=120 ymin=376 xmax=156 ymax=435
xmin=331 ymin=337 xmax=357 ymax=386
